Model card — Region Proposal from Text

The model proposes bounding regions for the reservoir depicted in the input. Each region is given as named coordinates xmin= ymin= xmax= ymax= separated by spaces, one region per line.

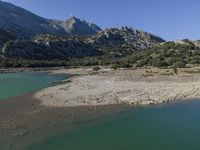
xmin=1 ymin=72 xmax=200 ymax=150
xmin=0 ymin=72 xmax=67 ymax=100
xmin=28 ymin=100 xmax=200 ymax=150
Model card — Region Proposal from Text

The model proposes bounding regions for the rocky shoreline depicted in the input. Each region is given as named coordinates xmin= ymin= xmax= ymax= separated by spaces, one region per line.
xmin=34 ymin=67 xmax=200 ymax=107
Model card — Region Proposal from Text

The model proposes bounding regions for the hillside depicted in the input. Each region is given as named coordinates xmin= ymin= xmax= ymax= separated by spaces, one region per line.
xmin=87 ymin=27 xmax=164 ymax=48
xmin=0 ymin=27 xmax=165 ymax=62
xmin=66 ymin=39 xmax=200 ymax=68
xmin=86 ymin=27 xmax=165 ymax=55
xmin=134 ymin=40 xmax=200 ymax=68
xmin=0 ymin=0 xmax=101 ymax=40
xmin=0 ymin=0 xmax=65 ymax=39
xmin=1 ymin=35 xmax=101 ymax=60
xmin=0 ymin=28 xmax=15 ymax=48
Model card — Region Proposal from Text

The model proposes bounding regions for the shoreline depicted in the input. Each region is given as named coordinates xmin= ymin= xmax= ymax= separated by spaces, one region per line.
xmin=0 ymin=66 xmax=101 ymax=74
xmin=0 ymin=67 xmax=73 ymax=73
xmin=34 ymin=67 xmax=200 ymax=107
xmin=0 ymin=68 xmax=200 ymax=150
xmin=0 ymin=91 xmax=129 ymax=150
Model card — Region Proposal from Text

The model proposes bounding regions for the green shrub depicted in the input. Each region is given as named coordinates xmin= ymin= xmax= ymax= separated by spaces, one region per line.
xmin=93 ymin=66 xmax=100 ymax=71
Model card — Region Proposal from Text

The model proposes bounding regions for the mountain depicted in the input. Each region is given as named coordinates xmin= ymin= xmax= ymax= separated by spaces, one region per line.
xmin=1 ymin=35 xmax=101 ymax=60
xmin=0 ymin=0 xmax=167 ymax=66
xmin=0 ymin=27 xmax=165 ymax=60
xmin=86 ymin=27 xmax=165 ymax=55
xmin=0 ymin=0 xmax=66 ymax=39
xmin=0 ymin=1 xmax=101 ymax=40
xmin=57 ymin=16 xmax=102 ymax=36
xmin=87 ymin=27 xmax=165 ymax=48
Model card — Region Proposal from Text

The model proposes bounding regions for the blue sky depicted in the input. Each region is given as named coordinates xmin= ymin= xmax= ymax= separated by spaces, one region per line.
xmin=3 ymin=0 xmax=200 ymax=41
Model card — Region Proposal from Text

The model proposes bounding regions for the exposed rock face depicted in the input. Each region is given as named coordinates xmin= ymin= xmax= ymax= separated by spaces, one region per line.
xmin=194 ymin=40 xmax=200 ymax=47
xmin=175 ymin=39 xmax=200 ymax=48
xmin=1 ymin=35 xmax=101 ymax=60
xmin=58 ymin=16 xmax=102 ymax=36
xmin=87 ymin=27 xmax=165 ymax=49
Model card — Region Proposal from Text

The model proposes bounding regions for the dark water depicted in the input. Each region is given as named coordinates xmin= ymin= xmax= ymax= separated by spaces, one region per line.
xmin=0 ymin=72 xmax=67 ymax=100
xmin=28 ymin=100 xmax=200 ymax=150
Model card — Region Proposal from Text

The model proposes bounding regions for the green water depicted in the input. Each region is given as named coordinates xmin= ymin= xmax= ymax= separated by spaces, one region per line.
xmin=0 ymin=72 xmax=67 ymax=100
xmin=1 ymin=72 xmax=200 ymax=150
xmin=29 ymin=100 xmax=200 ymax=150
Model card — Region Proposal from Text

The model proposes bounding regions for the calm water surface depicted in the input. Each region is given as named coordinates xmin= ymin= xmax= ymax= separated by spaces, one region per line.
xmin=28 ymin=100 xmax=200 ymax=150
xmin=0 ymin=72 xmax=67 ymax=100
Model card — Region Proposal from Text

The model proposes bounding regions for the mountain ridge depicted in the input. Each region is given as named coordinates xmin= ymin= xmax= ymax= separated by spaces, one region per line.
xmin=2 ymin=0 xmax=199 ymax=69
xmin=0 ymin=0 xmax=102 ymax=39
xmin=87 ymin=26 xmax=165 ymax=48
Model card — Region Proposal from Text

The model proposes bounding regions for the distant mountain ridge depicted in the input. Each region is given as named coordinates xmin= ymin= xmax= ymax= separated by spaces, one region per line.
xmin=1 ymin=0 xmax=200 ymax=68
xmin=0 ymin=0 xmax=167 ymax=62
xmin=0 ymin=0 xmax=65 ymax=39
xmin=0 ymin=0 xmax=101 ymax=39
xmin=87 ymin=27 xmax=165 ymax=49
xmin=0 ymin=0 xmax=166 ymax=60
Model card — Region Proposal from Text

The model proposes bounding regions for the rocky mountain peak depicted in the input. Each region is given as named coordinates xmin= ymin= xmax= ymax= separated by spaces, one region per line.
xmin=87 ymin=26 xmax=165 ymax=49
xmin=60 ymin=16 xmax=102 ymax=36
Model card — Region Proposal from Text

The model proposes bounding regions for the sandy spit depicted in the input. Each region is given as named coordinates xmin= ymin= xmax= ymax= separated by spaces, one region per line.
xmin=34 ymin=68 xmax=200 ymax=107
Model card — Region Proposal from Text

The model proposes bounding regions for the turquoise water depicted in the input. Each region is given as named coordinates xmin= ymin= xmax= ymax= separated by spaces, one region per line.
xmin=29 ymin=100 xmax=200 ymax=150
xmin=0 ymin=72 xmax=67 ymax=100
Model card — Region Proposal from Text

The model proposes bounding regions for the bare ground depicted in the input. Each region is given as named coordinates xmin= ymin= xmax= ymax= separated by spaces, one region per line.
xmin=34 ymin=67 xmax=200 ymax=107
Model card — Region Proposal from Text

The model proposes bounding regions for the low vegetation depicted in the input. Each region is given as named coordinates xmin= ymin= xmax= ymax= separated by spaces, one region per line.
xmin=1 ymin=40 xmax=200 ymax=69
